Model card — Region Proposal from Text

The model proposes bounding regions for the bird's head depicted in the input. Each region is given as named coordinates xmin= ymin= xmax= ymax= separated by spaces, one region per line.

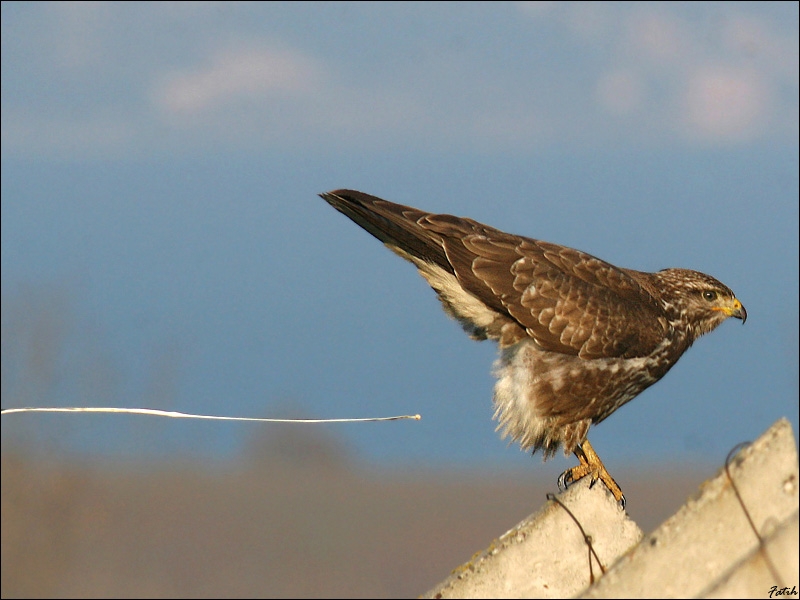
xmin=654 ymin=268 xmax=746 ymax=339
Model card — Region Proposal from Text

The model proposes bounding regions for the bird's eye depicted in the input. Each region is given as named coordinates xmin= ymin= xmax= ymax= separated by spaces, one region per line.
xmin=702 ymin=290 xmax=717 ymax=301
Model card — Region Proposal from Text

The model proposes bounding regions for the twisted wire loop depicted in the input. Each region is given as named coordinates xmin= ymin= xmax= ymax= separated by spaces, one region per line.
xmin=724 ymin=441 xmax=784 ymax=587
xmin=546 ymin=493 xmax=606 ymax=584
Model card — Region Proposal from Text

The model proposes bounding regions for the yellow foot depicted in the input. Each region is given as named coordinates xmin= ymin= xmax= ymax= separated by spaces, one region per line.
xmin=557 ymin=439 xmax=626 ymax=509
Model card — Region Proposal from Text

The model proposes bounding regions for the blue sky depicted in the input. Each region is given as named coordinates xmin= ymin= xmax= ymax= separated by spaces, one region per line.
xmin=2 ymin=2 xmax=798 ymax=471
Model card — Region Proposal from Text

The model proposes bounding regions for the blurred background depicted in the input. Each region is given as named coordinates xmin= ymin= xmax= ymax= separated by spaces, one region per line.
xmin=2 ymin=2 xmax=798 ymax=597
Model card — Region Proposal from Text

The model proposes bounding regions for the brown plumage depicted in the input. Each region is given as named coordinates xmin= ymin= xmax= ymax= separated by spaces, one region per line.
xmin=320 ymin=189 xmax=746 ymax=505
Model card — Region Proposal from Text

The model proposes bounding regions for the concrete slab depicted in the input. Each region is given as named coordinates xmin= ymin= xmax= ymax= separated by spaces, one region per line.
xmin=421 ymin=418 xmax=799 ymax=599
xmin=421 ymin=476 xmax=643 ymax=598
xmin=582 ymin=418 xmax=798 ymax=599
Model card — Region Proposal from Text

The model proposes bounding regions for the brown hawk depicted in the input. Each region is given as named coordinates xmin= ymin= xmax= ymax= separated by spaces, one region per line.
xmin=320 ymin=189 xmax=746 ymax=506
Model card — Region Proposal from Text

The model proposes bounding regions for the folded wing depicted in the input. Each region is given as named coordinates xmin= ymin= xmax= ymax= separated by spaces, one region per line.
xmin=320 ymin=189 xmax=667 ymax=358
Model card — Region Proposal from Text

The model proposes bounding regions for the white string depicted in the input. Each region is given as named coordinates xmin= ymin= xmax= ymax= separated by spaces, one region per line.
xmin=0 ymin=406 xmax=421 ymax=423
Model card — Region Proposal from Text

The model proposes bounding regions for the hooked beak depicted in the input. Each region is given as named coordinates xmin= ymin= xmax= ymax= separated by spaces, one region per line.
xmin=715 ymin=297 xmax=747 ymax=324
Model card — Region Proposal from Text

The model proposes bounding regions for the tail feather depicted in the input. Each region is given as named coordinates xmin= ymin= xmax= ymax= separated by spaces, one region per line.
xmin=319 ymin=189 xmax=452 ymax=273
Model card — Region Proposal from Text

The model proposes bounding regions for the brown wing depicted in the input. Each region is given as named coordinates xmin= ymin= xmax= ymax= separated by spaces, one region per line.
xmin=320 ymin=189 xmax=668 ymax=359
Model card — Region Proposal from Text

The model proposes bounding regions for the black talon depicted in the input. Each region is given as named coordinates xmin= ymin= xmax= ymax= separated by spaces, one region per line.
xmin=557 ymin=470 xmax=571 ymax=492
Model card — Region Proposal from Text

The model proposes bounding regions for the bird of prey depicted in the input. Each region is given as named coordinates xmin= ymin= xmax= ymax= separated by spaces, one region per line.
xmin=320 ymin=189 xmax=746 ymax=506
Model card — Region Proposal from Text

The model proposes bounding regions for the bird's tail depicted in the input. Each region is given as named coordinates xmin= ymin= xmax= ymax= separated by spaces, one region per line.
xmin=319 ymin=189 xmax=454 ymax=271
